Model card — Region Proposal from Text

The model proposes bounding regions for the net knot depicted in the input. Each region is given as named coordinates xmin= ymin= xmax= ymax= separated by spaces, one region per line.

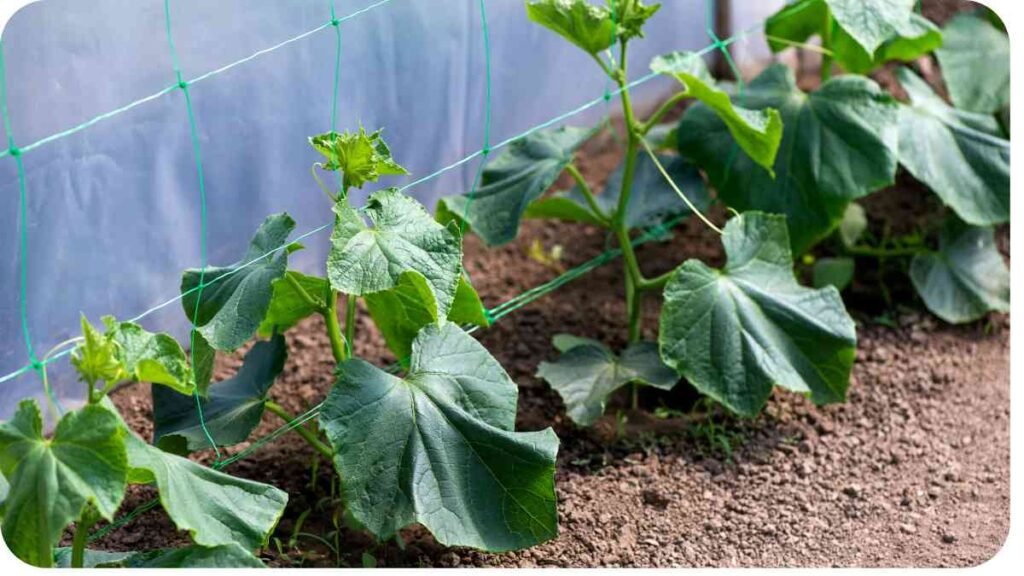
xmin=481 ymin=146 xmax=491 ymax=157
xmin=29 ymin=358 xmax=43 ymax=373
xmin=603 ymin=90 xmax=612 ymax=102
xmin=177 ymin=79 xmax=189 ymax=91
xmin=330 ymin=17 xmax=340 ymax=27
xmin=483 ymin=307 xmax=496 ymax=325
xmin=8 ymin=146 xmax=21 ymax=157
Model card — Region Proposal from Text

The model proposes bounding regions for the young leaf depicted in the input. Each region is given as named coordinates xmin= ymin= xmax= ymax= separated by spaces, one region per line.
xmin=537 ymin=337 xmax=676 ymax=426
xmin=936 ymin=13 xmax=1009 ymax=115
xmin=611 ymin=0 xmax=661 ymax=42
xmin=319 ymin=323 xmax=559 ymax=552
xmin=659 ymin=212 xmax=857 ymax=417
xmin=0 ymin=400 xmax=127 ymax=567
xmin=437 ymin=126 xmax=593 ymax=246
xmin=525 ymin=0 xmax=615 ymax=55
xmin=71 ymin=314 xmax=125 ymax=388
xmin=813 ymin=257 xmax=855 ymax=291
xmin=897 ymin=67 xmax=1009 ymax=226
xmin=103 ymin=317 xmax=193 ymax=396
xmin=181 ymin=213 xmax=295 ymax=351
xmin=838 ymin=203 xmax=867 ymax=249
xmin=152 ymin=335 xmax=287 ymax=452
xmin=677 ymin=64 xmax=899 ymax=254
xmin=257 ymin=271 xmax=329 ymax=337
xmin=55 ymin=544 xmax=264 ymax=568
xmin=365 ymin=273 xmax=489 ymax=361
xmin=910 ymin=218 xmax=1009 ymax=324
xmin=651 ymin=51 xmax=782 ymax=173
xmin=526 ymin=152 xmax=710 ymax=230
xmin=310 ymin=127 xmax=409 ymax=191
xmin=329 ymin=188 xmax=462 ymax=320
xmin=121 ymin=424 xmax=287 ymax=550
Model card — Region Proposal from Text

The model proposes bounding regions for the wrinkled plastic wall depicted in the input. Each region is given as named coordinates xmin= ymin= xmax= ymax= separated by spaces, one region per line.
xmin=0 ymin=0 xmax=774 ymax=416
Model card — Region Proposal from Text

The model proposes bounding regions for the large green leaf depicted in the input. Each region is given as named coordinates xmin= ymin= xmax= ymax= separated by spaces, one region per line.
xmin=121 ymin=428 xmax=287 ymax=550
xmin=53 ymin=548 xmax=135 ymax=568
xmin=319 ymin=323 xmax=559 ymax=551
xmin=833 ymin=13 xmax=942 ymax=74
xmin=0 ymin=401 xmax=127 ymax=567
xmin=659 ymin=212 xmax=857 ymax=417
xmin=191 ymin=332 xmax=216 ymax=398
xmin=103 ymin=317 xmax=193 ymax=396
xmin=678 ymin=64 xmax=899 ymax=254
xmin=765 ymin=0 xmax=936 ymax=74
xmin=826 ymin=0 xmax=916 ymax=55
xmin=152 ymin=335 xmax=286 ymax=452
xmin=365 ymin=273 xmax=489 ymax=361
xmin=310 ymin=127 xmax=409 ymax=191
xmin=55 ymin=544 xmax=265 ymax=568
xmin=910 ymin=219 xmax=1009 ymax=324
xmin=525 ymin=0 xmax=615 ymax=55
xmin=182 ymin=213 xmax=295 ymax=351
xmin=764 ymin=0 xmax=828 ymax=54
xmin=329 ymin=188 xmax=462 ymax=321
xmin=813 ymin=257 xmax=855 ymax=291
xmin=537 ymin=336 xmax=676 ymax=426
xmin=936 ymin=13 xmax=1009 ymax=115
xmin=651 ymin=51 xmax=782 ymax=173
xmin=437 ymin=126 xmax=592 ymax=246
xmin=257 ymin=271 xmax=329 ymax=338
xmin=897 ymin=68 xmax=1009 ymax=226
xmin=525 ymin=152 xmax=709 ymax=230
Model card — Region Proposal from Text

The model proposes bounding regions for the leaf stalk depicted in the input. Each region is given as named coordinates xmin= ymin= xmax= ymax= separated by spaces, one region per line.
xmin=265 ymin=401 xmax=333 ymax=460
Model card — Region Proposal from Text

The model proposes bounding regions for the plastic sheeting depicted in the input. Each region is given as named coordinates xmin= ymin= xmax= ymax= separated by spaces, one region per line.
xmin=0 ymin=0 xmax=771 ymax=416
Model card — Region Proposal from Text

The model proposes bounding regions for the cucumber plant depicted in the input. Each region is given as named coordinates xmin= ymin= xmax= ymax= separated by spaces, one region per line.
xmin=151 ymin=127 xmax=560 ymax=554
xmin=0 ymin=316 xmax=288 ymax=568
xmin=438 ymin=0 xmax=859 ymax=423
xmin=747 ymin=3 xmax=1009 ymax=323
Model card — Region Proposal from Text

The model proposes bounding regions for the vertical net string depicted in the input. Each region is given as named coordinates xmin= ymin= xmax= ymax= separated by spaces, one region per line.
xmin=458 ymin=0 xmax=493 ymax=300
xmin=0 ymin=40 xmax=45 ymax=396
xmin=459 ymin=0 xmax=493 ymax=235
xmin=163 ymin=0 xmax=220 ymax=460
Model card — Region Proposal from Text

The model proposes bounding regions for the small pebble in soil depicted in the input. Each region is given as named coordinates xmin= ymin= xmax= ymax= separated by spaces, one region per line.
xmin=900 ymin=524 xmax=918 ymax=535
xmin=942 ymin=533 xmax=958 ymax=544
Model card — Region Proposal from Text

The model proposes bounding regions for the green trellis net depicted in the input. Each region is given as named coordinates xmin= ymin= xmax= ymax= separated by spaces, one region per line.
xmin=0 ymin=0 xmax=761 ymax=541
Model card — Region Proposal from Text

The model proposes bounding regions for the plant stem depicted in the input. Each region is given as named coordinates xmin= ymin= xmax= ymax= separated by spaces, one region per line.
xmin=589 ymin=53 xmax=614 ymax=79
xmin=820 ymin=8 xmax=834 ymax=82
xmin=285 ymin=272 xmax=325 ymax=312
xmin=70 ymin=507 xmax=99 ymax=568
xmin=638 ymin=269 xmax=673 ymax=292
xmin=846 ymin=245 xmax=925 ymax=258
xmin=311 ymin=163 xmax=338 ymax=203
xmin=344 ymin=296 xmax=357 ymax=355
xmin=265 ymin=401 xmax=333 ymax=460
xmin=640 ymin=138 xmax=723 ymax=235
xmin=565 ymin=163 xmax=610 ymax=224
xmin=324 ymin=291 xmax=347 ymax=363
xmin=640 ymin=91 xmax=689 ymax=134
xmin=610 ymin=40 xmax=653 ymax=347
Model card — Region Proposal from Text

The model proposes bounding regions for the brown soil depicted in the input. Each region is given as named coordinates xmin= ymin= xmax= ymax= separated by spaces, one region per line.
xmin=87 ymin=0 xmax=1009 ymax=567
